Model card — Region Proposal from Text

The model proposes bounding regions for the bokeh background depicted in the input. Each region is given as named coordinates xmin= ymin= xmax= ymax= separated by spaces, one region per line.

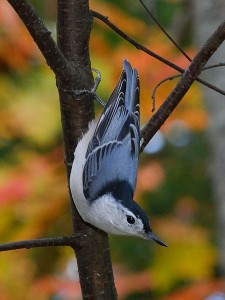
xmin=0 ymin=0 xmax=225 ymax=299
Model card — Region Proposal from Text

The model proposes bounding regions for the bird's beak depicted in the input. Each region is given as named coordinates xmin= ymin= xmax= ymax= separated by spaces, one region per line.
xmin=146 ymin=231 xmax=168 ymax=247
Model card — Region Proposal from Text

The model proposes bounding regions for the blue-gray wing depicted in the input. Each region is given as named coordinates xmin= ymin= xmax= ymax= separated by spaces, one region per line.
xmin=83 ymin=60 xmax=140 ymax=202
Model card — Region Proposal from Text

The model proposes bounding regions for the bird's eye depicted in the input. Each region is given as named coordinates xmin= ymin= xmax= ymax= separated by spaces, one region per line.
xmin=127 ymin=215 xmax=135 ymax=224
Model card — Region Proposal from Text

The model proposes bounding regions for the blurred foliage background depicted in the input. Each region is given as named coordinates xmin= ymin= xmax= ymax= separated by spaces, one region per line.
xmin=0 ymin=0 xmax=223 ymax=299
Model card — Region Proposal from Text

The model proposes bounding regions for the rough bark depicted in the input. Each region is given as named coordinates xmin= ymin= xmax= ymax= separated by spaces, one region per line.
xmin=56 ymin=0 xmax=117 ymax=298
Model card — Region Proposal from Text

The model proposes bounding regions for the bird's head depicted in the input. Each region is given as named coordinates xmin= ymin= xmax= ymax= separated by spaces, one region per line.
xmin=90 ymin=190 xmax=167 ymax=247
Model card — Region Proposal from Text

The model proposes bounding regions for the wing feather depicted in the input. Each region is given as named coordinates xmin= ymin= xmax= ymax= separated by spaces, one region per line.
xmin=83 ymin=60 xmax=140 ymax=202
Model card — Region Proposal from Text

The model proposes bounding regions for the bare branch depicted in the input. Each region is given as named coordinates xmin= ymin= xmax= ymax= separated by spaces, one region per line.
xmin=139 ymin=0 xmax=191 ymax=62
xmin=7 ymin=0 xmax=74 ymax=86
xmin=91 ymin=10 xmax=225 ymax=97
xmin=140 ymin=19 xmax=225 ymax=152
xmin=204 ymin=62 xmax=225 ymax=71
xmin=91 ymin=10 xmax=182 ymax=72
xmin=151 ymin=74 xmax=181 ymax=112
xmin=151 ymin=63 xmax=225 ymax=112
xmin=197 ymin=79 xmax=225 ymax=96
xmin=0 ymin=236 xmax=80 ymax=252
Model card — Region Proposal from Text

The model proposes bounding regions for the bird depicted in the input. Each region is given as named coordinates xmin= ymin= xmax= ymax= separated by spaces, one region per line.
xmin=70 ymin=59 xmax=167 ymax=246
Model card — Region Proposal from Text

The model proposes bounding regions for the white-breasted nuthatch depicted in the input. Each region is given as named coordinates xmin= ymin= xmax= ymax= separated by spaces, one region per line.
xmin=70 ymin=60 xmax=167 ymax=246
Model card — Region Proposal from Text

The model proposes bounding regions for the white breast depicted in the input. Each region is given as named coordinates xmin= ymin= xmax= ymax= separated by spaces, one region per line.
xmin=69 ymin=121 xmax=97 ymax=221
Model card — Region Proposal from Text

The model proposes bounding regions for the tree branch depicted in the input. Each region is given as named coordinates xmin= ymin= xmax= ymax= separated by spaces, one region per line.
xmin=7 ymin=0 xmax=75 ymax=87
xmin=140 ymin=19 xmax=225 ymax=152
xmin=0 ymin=236 xmax=80 ymax=252
xmin=151 ymin=63 xmax=225 ymax=111
xmin=139 ymin=0 xmax=192 ymax=61
xmin=91 ymin=10 xmax=225 ymax=97
xmin=91 ymin=10 xmax=181 ymax=72
xmin=151 ymin=74 xmax=181 ymax=112
xmin=56 ymin=1 xmax=117 ymax=299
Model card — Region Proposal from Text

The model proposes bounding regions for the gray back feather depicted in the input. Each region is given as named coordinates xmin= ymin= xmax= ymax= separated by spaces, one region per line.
xmin=83 ymin=60 xmax=140 ymax=202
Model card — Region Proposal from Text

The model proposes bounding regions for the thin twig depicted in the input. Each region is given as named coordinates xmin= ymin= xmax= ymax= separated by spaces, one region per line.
xmin=139 ymin=2 xmax=225 ymax=76
xmin=151 ymin=74 xmax=181 ymax=112
xmin=140 ymin=19 xmax=225 ymax=152
xmin=204 ymin=62 xmax=225 ymax=70
xmin=91 ymin=10 xmax=225 ymax=97
xmin=139 ymin=1 xmax=225 ymax=98
xmin=139 ymin=0 xmax=191 ymax=61
xmin=151 ymin=62 xmax=225 ymax=111
xmin=91 ymin=10 xmax=182 ymax=72
xmin=0 ymin=236 xmax=80 ymax=252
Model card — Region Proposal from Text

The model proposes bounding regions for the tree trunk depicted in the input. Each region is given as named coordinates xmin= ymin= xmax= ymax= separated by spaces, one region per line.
xmin=192 ymin=0 xmax=225 ymax=275
xmin=56 ymin=0 xmax=117 ymax=298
